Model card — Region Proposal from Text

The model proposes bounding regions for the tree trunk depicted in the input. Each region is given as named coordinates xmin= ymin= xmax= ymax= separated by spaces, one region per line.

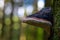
xmin=53 ymin=0 xmax=60 ymax=40
xmin=45 ymin=0 xmax=54 ymax=40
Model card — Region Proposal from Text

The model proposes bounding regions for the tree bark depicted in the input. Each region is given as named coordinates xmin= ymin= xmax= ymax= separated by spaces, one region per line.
xmin=53 ymin=0 xmax=60 ymax=40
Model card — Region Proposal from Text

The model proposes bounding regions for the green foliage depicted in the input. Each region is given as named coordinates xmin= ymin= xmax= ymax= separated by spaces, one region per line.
xmin=12 ymin=16 xmax=19 ymax=23
xmin=36 ymin=27 xmax=44 ymax=40
xmin=13 ymin=23 xmax=20 ymax=30
xmin=5 ymin=18 xmax=11 ymax=25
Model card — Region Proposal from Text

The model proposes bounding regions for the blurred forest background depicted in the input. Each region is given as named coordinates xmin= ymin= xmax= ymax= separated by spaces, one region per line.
xmin=0 ymin=0 xmax=59 ymax=40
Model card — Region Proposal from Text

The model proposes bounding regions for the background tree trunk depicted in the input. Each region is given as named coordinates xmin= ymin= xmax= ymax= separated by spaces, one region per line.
xmin=45 ymin=0 xmax=54 ymax=40
xmin=2 ymin=0 xmax=12 ymax=40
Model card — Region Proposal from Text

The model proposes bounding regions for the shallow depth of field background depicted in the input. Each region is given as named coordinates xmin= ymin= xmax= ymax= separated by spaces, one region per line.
xmin=0 ymin=0 xmax=53 ymax=40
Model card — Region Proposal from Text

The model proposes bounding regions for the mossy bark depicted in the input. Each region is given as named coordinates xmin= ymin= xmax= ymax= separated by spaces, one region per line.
xmin=53 ymin=0 xmax=60 ymax=40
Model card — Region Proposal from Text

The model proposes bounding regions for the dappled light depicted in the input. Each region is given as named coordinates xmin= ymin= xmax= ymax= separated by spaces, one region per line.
xmin=4 ymin=2 xmax=12 ymax=15
xmin=0 ymin=0 xmax=4 ymax=10
xmin=37 ymin=0 xmax=45 ymax=11
xmin=26 ymin=5 xmax=34 ymax=16
xmin=17 ymin=7 xmax=25 ymax=18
